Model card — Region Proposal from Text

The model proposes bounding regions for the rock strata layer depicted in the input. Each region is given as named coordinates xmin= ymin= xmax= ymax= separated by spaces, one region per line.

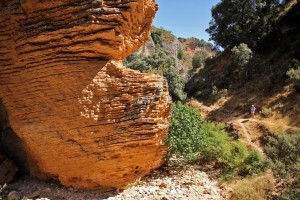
xmin=0 ymin=0 xmax=171 ymax=189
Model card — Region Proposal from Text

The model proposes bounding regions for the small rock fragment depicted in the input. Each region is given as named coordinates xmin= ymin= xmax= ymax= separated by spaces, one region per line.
xmin=7 ymin=191 xmax=21 ymax=200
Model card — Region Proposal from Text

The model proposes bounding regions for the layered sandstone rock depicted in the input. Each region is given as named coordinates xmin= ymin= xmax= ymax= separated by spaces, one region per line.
xmin=0 ymin=0 xmax=171 ymax=189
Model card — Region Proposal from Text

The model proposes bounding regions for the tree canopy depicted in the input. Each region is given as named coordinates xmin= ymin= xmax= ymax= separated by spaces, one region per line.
xmin=206 ymin=0 xmax=283 ymax=49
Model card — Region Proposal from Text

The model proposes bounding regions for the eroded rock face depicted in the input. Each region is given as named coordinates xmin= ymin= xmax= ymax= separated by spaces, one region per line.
xmin=0 ymin=0 xmax=171 ymax=189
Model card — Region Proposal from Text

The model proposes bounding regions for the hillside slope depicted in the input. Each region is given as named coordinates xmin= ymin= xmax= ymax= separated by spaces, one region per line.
xmin=126 ymin=27 xmax=216 ymax=81
xmin=187 ymin=1 xmax=300 ymax=129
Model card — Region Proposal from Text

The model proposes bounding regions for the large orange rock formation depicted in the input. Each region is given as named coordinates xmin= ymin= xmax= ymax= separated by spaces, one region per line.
xmin=0 ymin=0 xmax=171 ymax=189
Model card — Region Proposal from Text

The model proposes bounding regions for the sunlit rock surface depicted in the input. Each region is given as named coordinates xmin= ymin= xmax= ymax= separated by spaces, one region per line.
xmin=0 ymin=0 xmax=171 ymax=189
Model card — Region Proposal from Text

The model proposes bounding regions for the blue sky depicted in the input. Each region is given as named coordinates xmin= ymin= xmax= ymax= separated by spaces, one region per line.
xmin=153 ymin=0 xmax=221 ymax=42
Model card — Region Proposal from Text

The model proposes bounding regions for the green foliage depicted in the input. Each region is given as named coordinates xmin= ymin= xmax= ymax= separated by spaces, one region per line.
xmin=206 ymin=0 xmax=282 ymax=48
xmin=265 ymin=133 xmax=300 ymax=199
xmin=286 ymin=67 xmax=300 ymax=80
xmin=286 ymin=59 xmax=300 ymax=79
xmin=192 ymin=50 xmax=210 ymax=69
xmin=151 ymin=30 xmax=161 ymax=46
xmin=126 ymin=48 xmax=186 ymax=101
xmin=260 ymin=107 xmax=273 ymax=117
xmin=186 ymin=37 xmax=214 ymax=50
xmin=177 ymin=48 xmax=184 ymax=60
xmin=230 ymin=43 xmax=254 ymax=82
xmin=125 ymin=54 xmax=151 ymax=72
xmin=199 ymin=122 xmax=229 ymax=161
xmin=286 ymin=59 xmax=300 ymax=91
xmin=167 ymin=103 xmax=264 ymax=177
xmin=167 ymin=102 xmax=205 ymax=161
xmin=201 ymin=122 xmax=264 ymax=178
xmin=150 ymin=26 xmax=176 ymax=47
xmin=231 ymin=43 xmax=253 ymax=67
xmin=265 ymin=133 xmax=300 ymax=179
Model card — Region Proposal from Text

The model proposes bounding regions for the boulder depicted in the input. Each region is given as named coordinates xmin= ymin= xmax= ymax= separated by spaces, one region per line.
xmin=0 ymin=0 xmax=171 ymax=189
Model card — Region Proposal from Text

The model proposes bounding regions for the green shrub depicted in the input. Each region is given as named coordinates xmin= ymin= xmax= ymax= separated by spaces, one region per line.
xmin=150 ymin=26 xmax=176 ymax=47
xmin=218 ymin=141 xmax=263 ymax=178
xmin=201 ymin=122 xmax=264 ymax=178
xmin=177 ymin=48 xmax=184 ymax=60
xmin=167 ymin=102 xmax=205 ymax=161
xmin=265 ymin=133 xmax=300 ymax=199
xmin=286 ymin=67 xmax=300 ymax=81
xmin=265 ymin=133 xmax=300 ymax=179
xmin=200 ymin=122 xmax=229 ymax=161
xmin=260 ymin=107 xmax=273 ymax=118
xmin=167 ymin=103 xmax=264 ymax=177
xmin=231 ymin=43 xmax=253 ymax=67
xmin=286 ymin=59 xmax=300 ymax=91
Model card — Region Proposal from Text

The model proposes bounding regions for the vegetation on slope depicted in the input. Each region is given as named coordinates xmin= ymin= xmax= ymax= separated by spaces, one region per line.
xmin=187 ymin=1 xmax=300 ymax=127
xmin=264 ymin=133 xmax=300 ymax=199
xmin=151 ymin=26 xmax=177 ymax=47
xmin=167 ymin=102 xmax=264 ymax=178
xmin=127 ymin=2 xmax=299 ymax=198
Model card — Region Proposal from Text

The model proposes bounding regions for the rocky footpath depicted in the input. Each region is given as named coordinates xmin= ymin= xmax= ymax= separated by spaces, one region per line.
xmin=1 ymin=165 xmax=231 ymax=200
xmin=0 ymin=0 xmax=171 ymax=190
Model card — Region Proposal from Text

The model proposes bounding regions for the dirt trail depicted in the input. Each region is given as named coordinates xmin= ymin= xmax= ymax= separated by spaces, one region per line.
xmin=230 ymin=118 xmax=265 ymax=154
xmin=229 ymin=117 xmax=300 ymax=154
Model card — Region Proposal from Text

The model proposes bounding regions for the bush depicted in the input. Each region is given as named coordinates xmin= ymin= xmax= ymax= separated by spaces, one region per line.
xmin=167 ymin=102 xmax=205 ymax=161
xmin=167 ymin=103 xmax=264 ymax=177
xmin=200 ymin=122 xmax=229 ymax=161
xmin=265 ymin=133 xmax=300 ymax=199
xmin=177 ymin=48 xmax=184 ymax=60
xmin=260 ymin=107 xmax=272 ymax=118
xmin=286 ymin=59 xmax=300 ymax=91
xmin=201 ymin=122 xmax=264 ymax=178
xmin=265 ymin=133 xmax=300 ymax=179
xmin=286 ymin=67 xmax=300 ymax=81
xmin=231 ymin=43 xmax=253 ymax=67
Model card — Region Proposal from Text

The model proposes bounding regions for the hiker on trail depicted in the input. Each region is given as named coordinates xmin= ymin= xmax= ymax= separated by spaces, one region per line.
xmin=250 ymin=104 xmax=256 ymax=118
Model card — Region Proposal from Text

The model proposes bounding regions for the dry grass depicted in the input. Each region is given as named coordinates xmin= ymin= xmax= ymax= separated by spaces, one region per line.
xmin=225 ymin=170 xmax=276 ymax=200
xmin=186 ymin=98 xmax=212 ymax=118
xmin=187 ymin=98 xmax=203 ymax=109
xmin=261 ymin=116 xmax=300 ymax=134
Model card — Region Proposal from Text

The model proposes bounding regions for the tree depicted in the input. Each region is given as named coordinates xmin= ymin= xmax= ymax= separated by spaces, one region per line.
xmin=206 ymin=0 xmax=281 ymax=49
xmin=231 ymin=43 xmax=254 ymax=81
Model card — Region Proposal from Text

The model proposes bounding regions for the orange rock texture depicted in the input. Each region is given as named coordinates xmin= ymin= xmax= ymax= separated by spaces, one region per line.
xmin=0 ymin=0 xmax=171 ymax=189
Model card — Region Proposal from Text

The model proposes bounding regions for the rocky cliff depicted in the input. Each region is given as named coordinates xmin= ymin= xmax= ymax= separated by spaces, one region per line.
xmin=0 ymin=0 xmax=171 ymax=190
